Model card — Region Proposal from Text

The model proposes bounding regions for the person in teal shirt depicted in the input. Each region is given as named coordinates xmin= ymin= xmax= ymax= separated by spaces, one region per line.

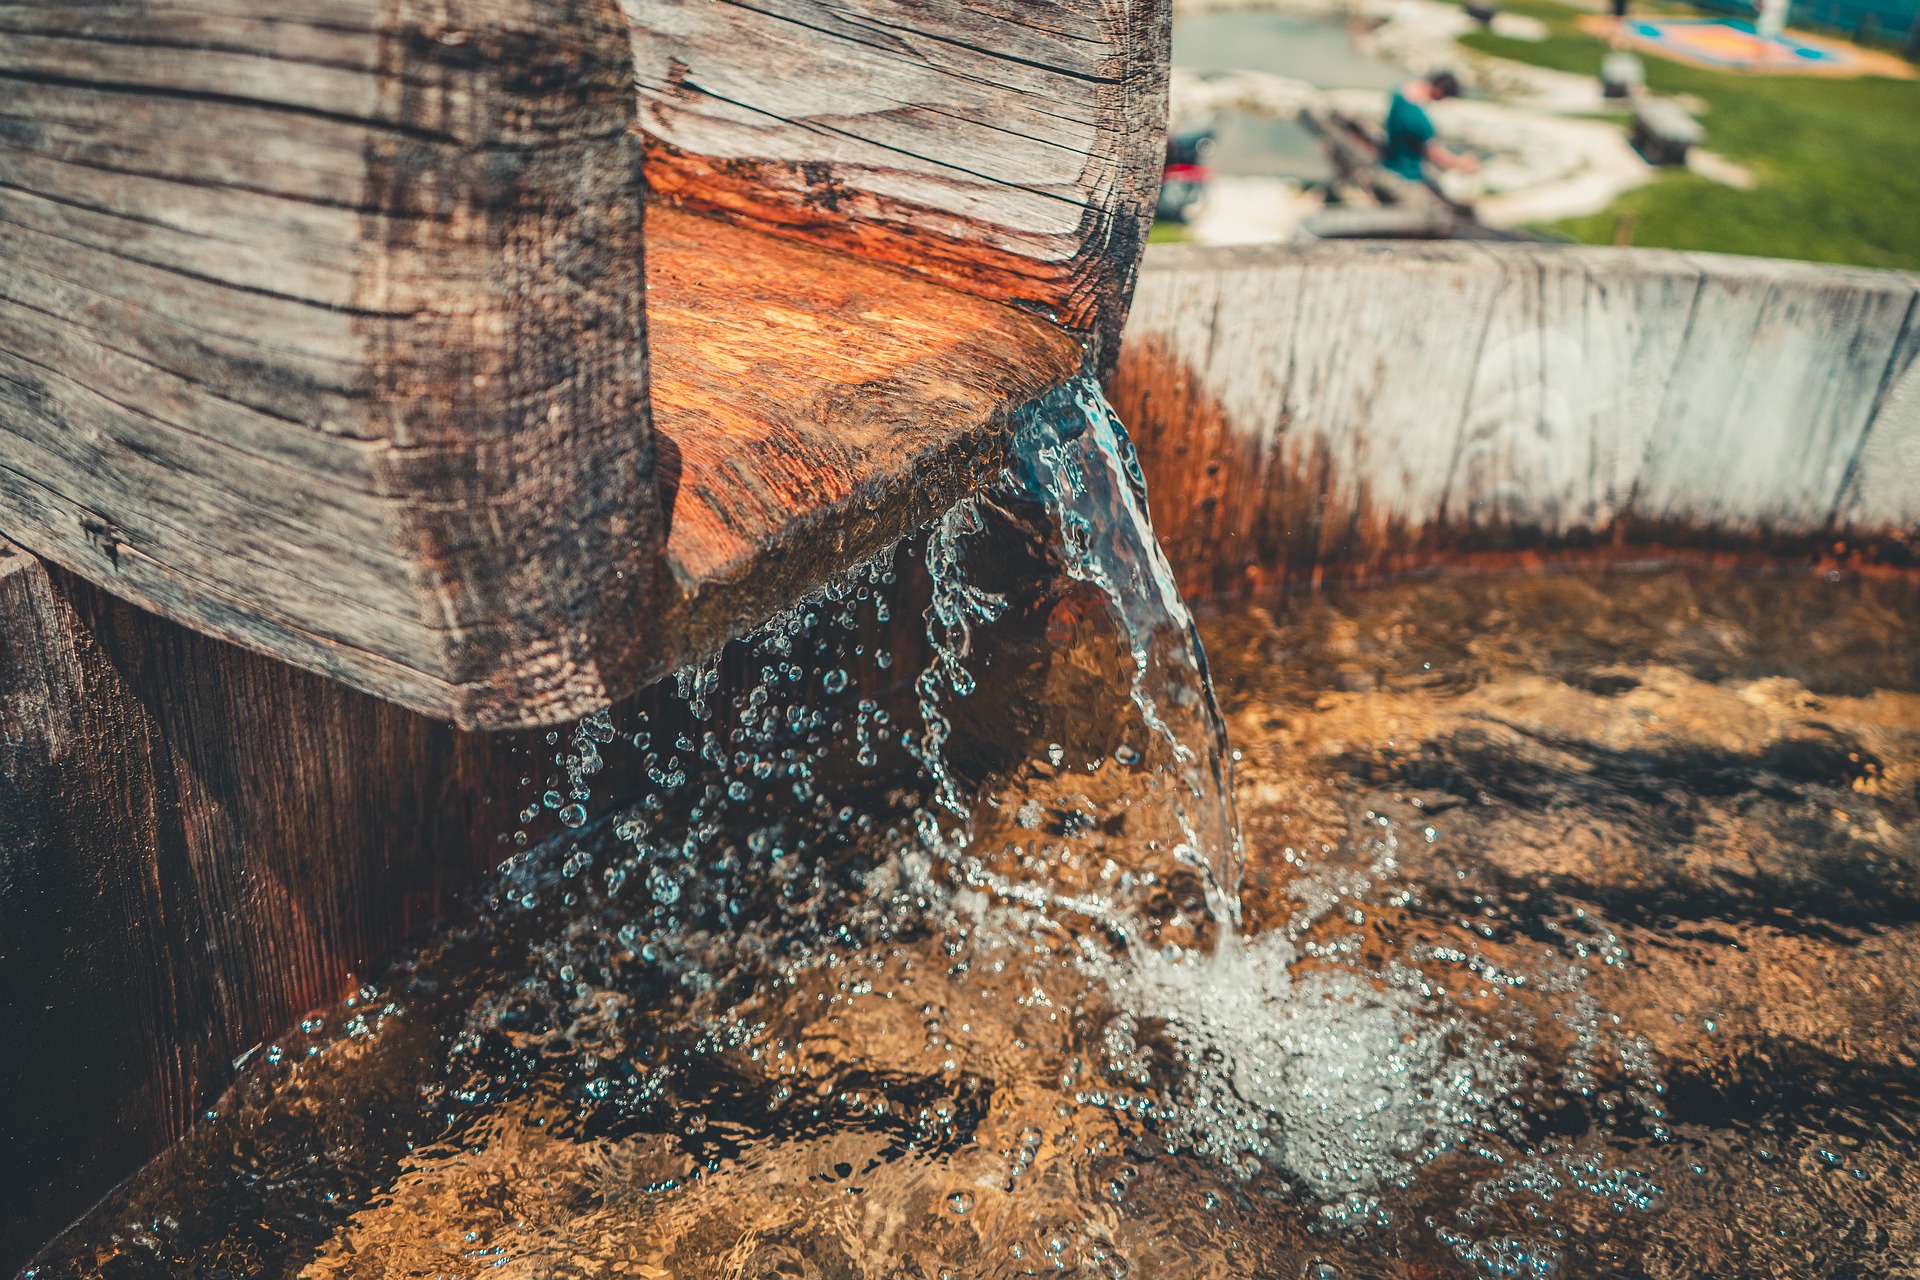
xmin=1381 ymin=71 xmax=1480 ymax=182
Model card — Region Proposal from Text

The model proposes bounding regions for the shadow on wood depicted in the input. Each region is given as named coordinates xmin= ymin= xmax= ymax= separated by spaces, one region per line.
xmin=0 ymin=539 xmax=542 ymax=1260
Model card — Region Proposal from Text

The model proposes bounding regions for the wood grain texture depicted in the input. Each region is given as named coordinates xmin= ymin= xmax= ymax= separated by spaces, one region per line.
xmin=1110 ymin=242 xmax=1920 ymax=598
xmin=1 ymin=0 xmax=1143 ymax=727
xmin=0 ymin=537 xmax=552 ymax=1263
xmin=0 ymin=0 xmax=664 ymax=730
xmin=643 ymin=206 xmax=1084 ymax=682
xmin=1839 ymin=303 xmax=1920 ymax=532
xmin=628 ymin=0 xmax=1169 ymax=351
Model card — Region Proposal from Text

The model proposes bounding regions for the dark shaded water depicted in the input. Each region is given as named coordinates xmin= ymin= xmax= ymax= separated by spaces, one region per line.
xmin=26 ymin=391 xmax=1920 ymax=1279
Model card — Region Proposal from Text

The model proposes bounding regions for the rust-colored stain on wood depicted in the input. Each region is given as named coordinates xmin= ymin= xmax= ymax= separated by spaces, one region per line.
xmin=1110 ymin=333 xmax=1920 ymax=598
xmin=644 ymin=139 xmax=1115 ymax=334
xmin=644 ymin=207 xmax=1083 ymax=664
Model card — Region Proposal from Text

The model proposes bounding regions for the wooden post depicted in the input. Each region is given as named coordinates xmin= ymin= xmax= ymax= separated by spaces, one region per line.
xmin=0 ymin=0 xmax=662 ymax=730
xmin=0 ymin=536 xmax=543 ymax=1255
xmin=0 ymin=0 xmax=1167 ymax=729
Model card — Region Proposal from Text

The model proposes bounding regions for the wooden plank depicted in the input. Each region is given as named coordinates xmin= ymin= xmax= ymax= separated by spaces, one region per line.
xmin=0 ymin=0 xmax=668 ymax=729
xmin=1637 ymin=254 xmax=1920 ymax=533
xmin=1449 ymin=245 xmax=1703 ymax=536
xmin=1104 ymin=243 xmax=1303 ymax=596
xmin=1110 ymin=239 xmax=1515 ymax=597
xmin=1274 ymin=241 xmax=1501 ymax=535
xmin=1111 ymin=242 xmax=1920 ymax=597
xmin=1836 ymin=293 xmax=1920 ymax=537
xmin=628 ymin=0 xmax=1169 ymax=349
xmin=0 ymin=538 xmax=536 ymax=1264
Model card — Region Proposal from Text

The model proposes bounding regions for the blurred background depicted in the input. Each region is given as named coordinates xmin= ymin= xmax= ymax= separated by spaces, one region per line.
xmin=1153 ymin=0 xmax=1920 ymax=268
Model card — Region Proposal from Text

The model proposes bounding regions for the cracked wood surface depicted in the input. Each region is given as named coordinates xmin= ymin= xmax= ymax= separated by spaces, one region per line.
xmin=0 ymin=0 xmax=1148 ymax=727
xmin=0 ymin=0 xmax=664 ymax=730
xmin=628 ymin=0 xmax=1169 ymax=351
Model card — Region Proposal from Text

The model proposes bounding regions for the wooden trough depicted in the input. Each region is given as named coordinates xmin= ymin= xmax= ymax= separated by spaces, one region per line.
xmin=0 ymin=0 xmax=1169 ymax=1258
xmin=9 ymin=2 xmax=1917 ymax=1263
xmin=1112 ymin=240 xmax=1920 ymax=596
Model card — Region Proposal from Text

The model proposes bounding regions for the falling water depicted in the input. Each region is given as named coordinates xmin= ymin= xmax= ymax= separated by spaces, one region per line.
xmin=1006 ymin=378 xmax=1244 ymax=931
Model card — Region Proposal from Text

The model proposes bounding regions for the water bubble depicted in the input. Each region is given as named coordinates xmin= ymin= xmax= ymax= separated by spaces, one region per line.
xmin=648 ymin=866 xmax=683 ymax=905
xmin=823 ymin=668 xmax=849 ymax=694
xmin=558 ymin=804 xmax=587 ymax=828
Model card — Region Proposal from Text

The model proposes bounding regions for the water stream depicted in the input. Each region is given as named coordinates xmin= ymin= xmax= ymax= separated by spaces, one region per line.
xmin=31 ymin=378 xmax=1920 ymax=1279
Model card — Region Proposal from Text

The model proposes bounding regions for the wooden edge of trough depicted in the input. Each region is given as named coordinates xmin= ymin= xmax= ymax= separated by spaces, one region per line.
xmin=1110 ymin=239 xmax=1920 ymax=598
xmin=0 ymin=0 xmax=1165 ymax=731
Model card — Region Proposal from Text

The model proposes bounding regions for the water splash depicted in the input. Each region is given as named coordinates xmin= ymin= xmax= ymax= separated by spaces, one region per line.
xmin=1009 ymin=377 xmax=1244 ymax=930
xmin=905 ymin=373 xmax=1244 ymax=935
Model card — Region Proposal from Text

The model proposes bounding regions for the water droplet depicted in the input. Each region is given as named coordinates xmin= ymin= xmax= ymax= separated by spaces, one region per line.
xmin=947 ymin=1191 xmax=974 ymax=1214
xmin=823 ymin=668 xmax=849 ymax=694
xmin=558 ymin=803 xmax=587 ymax=828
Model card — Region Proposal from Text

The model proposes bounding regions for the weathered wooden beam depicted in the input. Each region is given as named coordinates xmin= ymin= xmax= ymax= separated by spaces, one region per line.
xmin=0 ymin=535 xmax=543 ymax=1259
xmin=0 ymin=0 xmax=662 ymax=730
xmin=628 ymin=0 xmax=1170 ymax=351
xmin=0 ymin=0 xmax=1158 ymax=729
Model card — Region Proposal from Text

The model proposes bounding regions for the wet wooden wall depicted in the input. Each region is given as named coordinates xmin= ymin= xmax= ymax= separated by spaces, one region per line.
xmin=1110 ymin=242 xmax=1920 ymax=599
xmin=0 ymin=538 xmax=541 ymax=1260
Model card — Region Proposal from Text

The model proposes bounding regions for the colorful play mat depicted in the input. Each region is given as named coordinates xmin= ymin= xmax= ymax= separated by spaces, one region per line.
xmin=1578 ymin=15 xmax=1916 ymax=76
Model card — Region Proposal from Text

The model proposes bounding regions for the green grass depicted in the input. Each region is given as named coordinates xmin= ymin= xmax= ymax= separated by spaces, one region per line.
xmin=1457 ymin=0 xmax=1920 ymax=268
